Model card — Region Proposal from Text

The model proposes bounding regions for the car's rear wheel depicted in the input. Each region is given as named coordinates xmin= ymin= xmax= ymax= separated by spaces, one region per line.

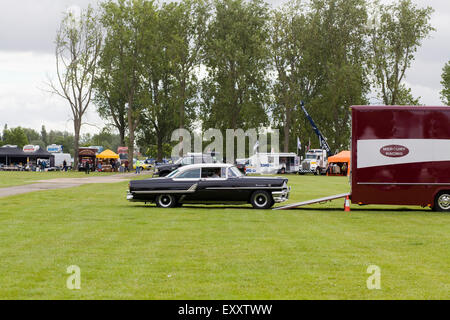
xmin=250 ymin=190 xmax=274 ymax=209
xmin=156 ymin=194 xmax=177 ymax=208
xmin=433 ymin=191 xmax=450 ymax=212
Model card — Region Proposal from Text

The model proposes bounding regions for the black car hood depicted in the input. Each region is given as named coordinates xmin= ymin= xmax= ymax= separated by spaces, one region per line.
xmin=156 ymin=163 xmax=180 ymax=171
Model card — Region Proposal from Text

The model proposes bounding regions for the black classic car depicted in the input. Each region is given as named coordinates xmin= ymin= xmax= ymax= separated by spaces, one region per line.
xmin=154 ymin=153 xmax=220 ymax=177
xmin=127 ymin=163 xmax=290 ymax=209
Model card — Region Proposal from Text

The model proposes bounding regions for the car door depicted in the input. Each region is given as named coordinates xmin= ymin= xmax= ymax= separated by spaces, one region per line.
xmin=195 ymin=167 xmax=230 ymax=202
xmin=171 ymin=168 xmax=201 ymax=201
xmin=227 ymin=167 xmax=251 ymax=201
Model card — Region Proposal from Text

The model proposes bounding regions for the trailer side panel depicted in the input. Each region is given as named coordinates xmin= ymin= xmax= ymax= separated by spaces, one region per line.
xmin=351 ymin=106 xmax=450 ymax=207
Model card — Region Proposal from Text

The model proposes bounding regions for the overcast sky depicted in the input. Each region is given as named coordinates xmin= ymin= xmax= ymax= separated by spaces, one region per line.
xmin=0 ymin=0 xmax=449 ymax=136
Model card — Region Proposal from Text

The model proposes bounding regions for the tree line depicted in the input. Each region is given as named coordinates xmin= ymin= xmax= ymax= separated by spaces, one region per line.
xmin=0 ymin=125 xmax=122 ymax=156
xmin=42 ymin=0 xmax=447 ymax=167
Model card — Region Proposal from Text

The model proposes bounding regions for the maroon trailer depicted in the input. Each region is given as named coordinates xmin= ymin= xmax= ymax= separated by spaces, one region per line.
xmin=275 ymin=105 xmax=450 ymax=212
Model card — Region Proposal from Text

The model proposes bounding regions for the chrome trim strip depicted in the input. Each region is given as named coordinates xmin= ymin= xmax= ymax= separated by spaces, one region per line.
xmin=357 ymin=182 xmax=450 ymax=185
xmin=133 ymin=189 xmax=196 ymax=194
xmin=205 ymin=186 xmax=284 ymax=190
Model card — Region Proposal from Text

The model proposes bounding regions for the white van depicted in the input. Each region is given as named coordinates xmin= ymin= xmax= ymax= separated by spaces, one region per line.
xmin=245 ymin=153 xmax=299 ymax=174
xmin=53 ymin=153 xmax=72 ymax=169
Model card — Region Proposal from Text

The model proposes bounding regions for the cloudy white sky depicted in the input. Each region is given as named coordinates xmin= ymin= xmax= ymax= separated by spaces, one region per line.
xmin=0 ymin=0 xmax=449 ymax=136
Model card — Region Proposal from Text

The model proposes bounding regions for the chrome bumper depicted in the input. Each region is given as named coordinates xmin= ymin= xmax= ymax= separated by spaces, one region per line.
xmin=126 ymin=191 xmax=135 ymax=201
xmin=299 ymin=169 xmax=314 ymax=174
xmin=272 ymin=187 xmax=290 ymax=203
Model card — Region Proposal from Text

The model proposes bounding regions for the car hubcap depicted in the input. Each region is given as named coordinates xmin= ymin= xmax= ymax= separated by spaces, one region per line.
xmin=160 ymin=195 xmax=172 ymax=207
xmin=438 ymin=194 xmax=450 ymax=209
xmin=256 ymin=194 xmax=268 ymax=207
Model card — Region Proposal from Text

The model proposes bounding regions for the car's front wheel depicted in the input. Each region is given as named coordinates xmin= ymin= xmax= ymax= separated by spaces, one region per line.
xmin=433 ymin=191 xmax=450 ymax=212
xmin=156 ymin=194 xmax=177 ymax=208
xmin=250 ymin=190 xmax=274 ymax=209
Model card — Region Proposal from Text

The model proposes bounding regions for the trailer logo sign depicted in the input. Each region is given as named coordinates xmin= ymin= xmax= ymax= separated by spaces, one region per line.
xmin=380 ymin=145 xmax=409 ymax=158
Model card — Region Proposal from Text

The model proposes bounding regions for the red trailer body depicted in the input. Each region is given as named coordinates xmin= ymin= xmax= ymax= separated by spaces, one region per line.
xmin=351 ymin=106 xmax=450 ymax=208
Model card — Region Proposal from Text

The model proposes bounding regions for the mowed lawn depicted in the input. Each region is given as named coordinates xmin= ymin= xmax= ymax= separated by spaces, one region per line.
xmin=0 ymin=174 xmax=448 ymax=299
xmin=0 ymin=171 xmax=119 ymax=188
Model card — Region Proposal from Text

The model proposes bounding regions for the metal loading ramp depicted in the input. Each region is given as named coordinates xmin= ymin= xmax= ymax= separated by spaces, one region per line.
xmin=273 ymin=193 xmax=351 ymax=210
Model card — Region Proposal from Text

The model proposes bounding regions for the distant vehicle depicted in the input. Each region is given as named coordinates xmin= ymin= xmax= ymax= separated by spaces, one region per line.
xmin=117 ymin=146 xmax=129 ymax=166
xmin=133 ymin=159 xmax=152 ymax=171
xmin=127 ymin=163 xmax=290 ymax=209
xmin=154 ymin=153 xmax=220 ymax=177
xmin=47 ymin=144 xmax=63 ymax=153
xmin=53 ymin=153 xmax=72 ymax=169
xmin=299 ymin=100 xmax=331 ymax=175
xmin=245 ymin=153 xmax=299 ymax=174
xmin=23 ymin=145 xmax=40 ymax=152
xmin=299 ymin=149 xmax=328 ymax=175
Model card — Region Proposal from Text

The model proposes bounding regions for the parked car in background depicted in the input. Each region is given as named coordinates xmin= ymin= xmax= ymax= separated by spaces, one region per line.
xmin=154 ymin=153 xmax=220 ymax=177
xmin=127 ymin=163 xmax=290 ymax=209
xmin=133 ymin=159 xmax=153 ymax=171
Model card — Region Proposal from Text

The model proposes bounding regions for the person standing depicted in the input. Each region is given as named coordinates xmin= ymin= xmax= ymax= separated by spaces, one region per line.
xmin=135 ymin=159 xmax=140 ymax=174
xmin=63 ymin=160 xmax=67 ymax=172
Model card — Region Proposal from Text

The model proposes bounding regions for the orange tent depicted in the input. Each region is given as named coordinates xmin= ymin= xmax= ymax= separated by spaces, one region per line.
xmin=328 ymin=151 xmax=350 ymax=164
xmin=327 ymin=151 xmax=350 ymax=176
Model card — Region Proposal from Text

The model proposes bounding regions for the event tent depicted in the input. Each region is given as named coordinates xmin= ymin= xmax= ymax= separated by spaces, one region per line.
xmin=0 ymin=146 xmax=27 ymax=165
xmin=96 ymin=149 xmax=119 ymax=159
xmin=24 ymin=149 xmax=55 ymax=167
xmin=327 ymin=151 xmax=350 ymax=176
xmin=327 ymin=151 xmax=350 ymax=164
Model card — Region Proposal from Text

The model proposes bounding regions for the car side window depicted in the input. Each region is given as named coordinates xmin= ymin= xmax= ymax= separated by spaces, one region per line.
xmin=201 ymin=167 xmax=223 ymax=178
xmin=176 ymin=168 xmax=200 ymax=179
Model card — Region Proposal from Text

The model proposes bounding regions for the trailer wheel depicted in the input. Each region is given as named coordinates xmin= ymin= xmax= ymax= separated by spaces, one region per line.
xmin=434 ymin=191 xmax=450 ymax=212
xmin=281 ymin=167 xmax=286 ymax=174
xmin=250 ymin=190 xmax=274 ymax=209
xmin=156 ymin=194 xmax=177 ymax=208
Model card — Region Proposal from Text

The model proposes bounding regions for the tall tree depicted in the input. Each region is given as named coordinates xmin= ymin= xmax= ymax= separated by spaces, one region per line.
xmin=368 ymin=0 xmax=433 ymax=105
xmin=200 ymin=0 xmax=271 ymax=132
xmin=166 ymin=0 xmax=208 ymax=132
xmin=93 ymin=45 xmax=128 ymax=146
xmin=49 ymin=6 xmax=102 ymax=169
xmin=441 ymin=61 xmax=450 ymax=105
xmin=2 ymin=127 xmax=29 ymax=148
xmin=41 ymin=125 xmax=48 ymax=145
xmin=100 ymin=0 xmax=153 ymax=169
xmin=137 ymin=2 xmax=179 ymax=161
xmin=270 ymin=0 xmax=369 ymax=152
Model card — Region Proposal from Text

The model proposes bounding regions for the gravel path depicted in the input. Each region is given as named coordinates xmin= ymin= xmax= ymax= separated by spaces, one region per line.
xmin=0 ymin=171 xmax=152 ymax=198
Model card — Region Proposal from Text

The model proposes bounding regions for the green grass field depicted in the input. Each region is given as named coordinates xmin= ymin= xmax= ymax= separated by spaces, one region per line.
xmin=0 ymin=171 xmax=119 ymax=188
xmin=0 ymin=174 xmax=448 ymax=299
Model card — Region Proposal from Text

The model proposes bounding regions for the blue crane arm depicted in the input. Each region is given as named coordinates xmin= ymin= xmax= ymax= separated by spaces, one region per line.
xmin=300 ymin=101 xmax=332 ymax=156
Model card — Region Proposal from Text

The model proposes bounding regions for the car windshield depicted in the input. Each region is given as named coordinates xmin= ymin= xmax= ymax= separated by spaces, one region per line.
xmin=166 ymin=169 xmax=179 ymax=177
xmin=306 ymin=154 xmax=319 ymax=159
xmin=228 ymin=166 xmax=243 ymax=177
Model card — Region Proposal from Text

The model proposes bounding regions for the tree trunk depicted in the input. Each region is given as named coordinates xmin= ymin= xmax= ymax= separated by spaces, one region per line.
xmin=157 ymin=134 xmax=163 ymax=162
xmin=127 ymin=100 xmax=135 ymax=171
xmin=73 ymin=119 xmax=81 ymax=170
xmin=178 ymin=80 xmax=186 ymax=157
xmin=284 ymin=104 xmax=290 ymax=153
xmin=119 ymin=127 xmax=125 ymax=147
